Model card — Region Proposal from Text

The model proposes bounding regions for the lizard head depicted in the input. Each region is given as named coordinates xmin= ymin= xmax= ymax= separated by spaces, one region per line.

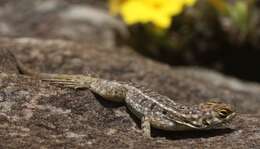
xmin=187 ymin=101 xmax=236 ymax=129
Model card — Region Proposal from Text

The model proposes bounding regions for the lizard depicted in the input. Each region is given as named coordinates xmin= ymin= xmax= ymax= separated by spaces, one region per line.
xmin=14 ymin=55 xmax=236 ymax=138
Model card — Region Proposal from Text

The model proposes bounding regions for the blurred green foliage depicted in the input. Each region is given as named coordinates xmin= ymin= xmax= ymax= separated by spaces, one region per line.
xmin=112 ymin=0 xmax=260 ymax=82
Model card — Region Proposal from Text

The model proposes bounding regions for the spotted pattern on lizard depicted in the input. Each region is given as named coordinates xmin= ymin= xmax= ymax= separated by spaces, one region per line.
xmin=15 ymin=55 xmax=236 ymax=137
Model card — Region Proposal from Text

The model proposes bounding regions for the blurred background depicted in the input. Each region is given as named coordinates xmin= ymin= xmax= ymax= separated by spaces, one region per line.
xmin=0 ymin=0 xmax=260 ymax=82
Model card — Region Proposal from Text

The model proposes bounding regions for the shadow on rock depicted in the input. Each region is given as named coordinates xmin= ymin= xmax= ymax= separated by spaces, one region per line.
xmin=152 ymin=128 xmax=236 ymax=140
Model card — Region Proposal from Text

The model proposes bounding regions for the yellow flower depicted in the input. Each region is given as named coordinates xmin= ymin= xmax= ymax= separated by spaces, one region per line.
xmin=109 ymin=0 xmax=197 ymax=29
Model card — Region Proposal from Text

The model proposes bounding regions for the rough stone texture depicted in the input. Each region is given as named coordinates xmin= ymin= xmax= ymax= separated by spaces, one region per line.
xmin=0 ymin=0 xmax=127 ymax=48
xmin=0 ymin=38 xmax=259 ymax=148
xmin=0 ymin=49 xmax=20 ymax=74
xmin=0 ymin=0 xmax=260 ymax=148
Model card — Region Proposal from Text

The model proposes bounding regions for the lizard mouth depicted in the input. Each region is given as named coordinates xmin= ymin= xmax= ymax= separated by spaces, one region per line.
xmin=207 ymin=112 xmax=236 ymax=129
xmin=191 ymin=112 xmax=236 ymax=129
xmin=221 ymin=112 xmax=236 ymax=124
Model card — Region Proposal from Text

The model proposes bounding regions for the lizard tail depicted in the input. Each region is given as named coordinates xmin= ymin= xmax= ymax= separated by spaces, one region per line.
xmin=10 ymin=50 xmax=51 ymax=78
xmin=11 ymin=50 xmax=95 ymax=89
xmin=15 ymin=56 xmax=37 ymax=76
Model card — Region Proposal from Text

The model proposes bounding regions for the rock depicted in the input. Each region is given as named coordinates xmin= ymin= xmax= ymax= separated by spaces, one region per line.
xmin=0 ymin=38 xmax=259 ymax=148
xmin=0 ymin=0 xmax=259 ymax=148
xmin=0 ymin=0 xmax=128 ymax=48
xmin=0 ymin=49 xmax=20 ymax=73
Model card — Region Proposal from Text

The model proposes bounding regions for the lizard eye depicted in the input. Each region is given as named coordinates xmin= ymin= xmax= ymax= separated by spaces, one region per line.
xmin=218 ymin=109 xmax=230 ymax=118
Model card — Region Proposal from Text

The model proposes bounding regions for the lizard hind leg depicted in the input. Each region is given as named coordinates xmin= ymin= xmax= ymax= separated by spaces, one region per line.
xmin=41 ymin=74 xmax=90 ymax=89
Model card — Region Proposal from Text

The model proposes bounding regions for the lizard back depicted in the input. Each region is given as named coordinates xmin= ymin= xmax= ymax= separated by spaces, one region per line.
xmin=123 ymin=83 xmax=195 ymax=130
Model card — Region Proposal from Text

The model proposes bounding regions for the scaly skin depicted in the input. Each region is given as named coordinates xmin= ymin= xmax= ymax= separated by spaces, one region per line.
xmin=15 ymin=56 xmax=236 ymax=138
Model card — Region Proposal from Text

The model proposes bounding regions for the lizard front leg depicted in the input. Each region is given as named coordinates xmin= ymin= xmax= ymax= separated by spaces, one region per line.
xmin=141 ymin=116 xmax=151 ymax=138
